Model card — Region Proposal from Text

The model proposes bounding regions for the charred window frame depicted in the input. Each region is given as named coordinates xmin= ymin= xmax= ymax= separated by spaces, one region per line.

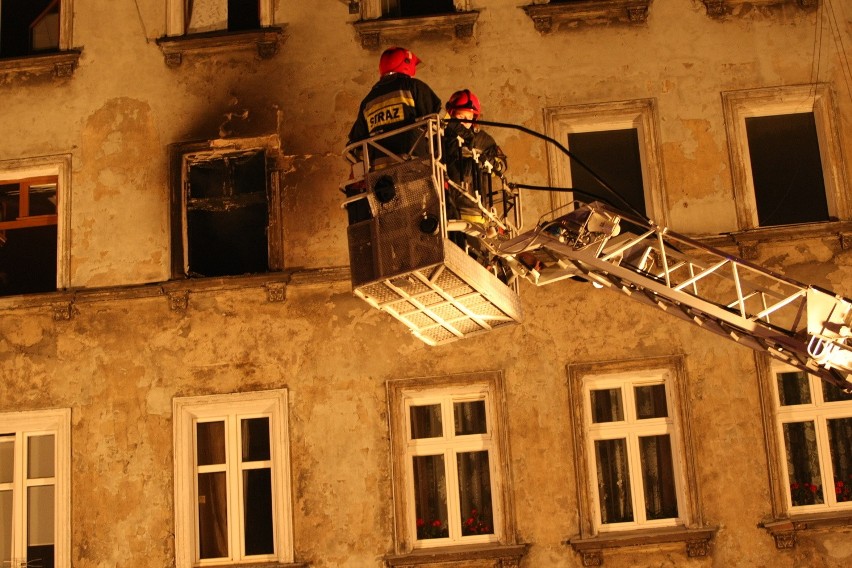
xmin=722 ymin=84 xmax=850 ymax=230
xmin=0 ymin=156 xmax=71 ymax=298
xmin=359 ymin=0 xmax=468 ymax=19
xmin=170 ymin=137 xmax=283 ymax=280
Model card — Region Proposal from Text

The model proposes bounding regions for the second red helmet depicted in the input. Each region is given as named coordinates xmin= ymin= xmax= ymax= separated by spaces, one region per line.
xmin=379 ymin=47 xmax=420 ymax=77
xmin=446 ymin=89 xmax=481 ymax=120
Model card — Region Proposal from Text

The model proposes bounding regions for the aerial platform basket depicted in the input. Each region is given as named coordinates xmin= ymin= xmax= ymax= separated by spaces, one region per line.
xmin=343 ymin=121 xmax=523 ymax=345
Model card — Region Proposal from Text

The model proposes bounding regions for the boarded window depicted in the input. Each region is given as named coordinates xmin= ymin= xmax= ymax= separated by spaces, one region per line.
xmin=568 ymin=129 xmax=646 ymax=217
xmin=0 ymin=177 xmax=58 ymax=296
xmin=745 ymin=113 xmax=829 ymax=227
xmin=382 ymin=0 xmax=456 ymax=18
xmin=185 ymin=151 xmax=269 ymax=278
xmin=0 ymin=0 xmax=60 ymax=58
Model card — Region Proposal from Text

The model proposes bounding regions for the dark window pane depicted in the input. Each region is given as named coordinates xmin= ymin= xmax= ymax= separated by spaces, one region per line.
xmin=0 ymin=225 xmax=57 ymax=297
xmin=28 ymin=183 xmax=58 ymax=216
xmin=232 ymin=152 xmax=266 ymax=195
xmin=454 ymin=401 xmax=487 ymax=435
xmin=198 ymin=472 xmax=229 ymax=559
xmin=189 ymin=159 xmax=229 ymax=199
xmin=745 ymin=113 xmax=829 ymax=227
xmin=783 ymin=421 xmax=824 ymax=506
xmin=590 ymin=388 xmax=624 ymax=423
xmin=595 ymin=438 xmax=633 ymax=523
xmin=410 ymin=405 xmax=442 ymax=439
xmin=26 ymin=544 xmax=54 ymax=568
xmin=228 ymin=0 xmax=261 ymax=31
xmin=827 ymin=417 xmax=852 ymax=503
xmin=196 ymin=422 xmax=226 ymax=466
xmin=635 ymin=384 xmax=668 ymax=419
xmin=243 ymin=468 xmax=274 ymax=555
xmin=241 ymin=418 xmax=270 ymax=462
xmin=568 ymin=129 xmax=646 ymax=216
xmin=383 ymin=0 xmax=455 ymax=18
xmin=0 ymin=0 xmax=57 ymax=58
xmin=457 ymin=451 xmax=494 ymax=536
xmin=639 ymin=435 xmax=678 ymax=519
xmin=186 ymin=202 xmax=269 ymax=277
xmin=822 ymin=380 xmax=852 ymax=403
xmin=412 ymin=455 xmax=448 ymax=540
xmin=777 ymin=371 xmax=811 ymax=406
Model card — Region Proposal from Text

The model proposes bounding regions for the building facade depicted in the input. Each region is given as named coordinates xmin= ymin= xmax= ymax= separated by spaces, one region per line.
xmin=1 ymin=1 xmax=851 ymax=567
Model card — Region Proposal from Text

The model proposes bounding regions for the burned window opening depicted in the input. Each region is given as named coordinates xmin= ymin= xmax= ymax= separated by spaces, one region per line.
xmin=0 ymin=176 xmax=58 ymax=296
xmin=184 ymin=151 xmax=270 ymax=278
xmin=381 ymin=0 xmax=456 ymax=18
xmin=745 ymin=112 xmax=829 ymax=227
xmin=568 ymin=128 xmax=646 ymax=217
xmin=0 ymin=0 xmax=60 ymax=58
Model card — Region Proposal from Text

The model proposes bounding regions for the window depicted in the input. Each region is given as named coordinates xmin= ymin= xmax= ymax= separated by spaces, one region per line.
xmin=722 ymin=84 xmax=849 ymax=230
xmin=381 ymin=0 xmax=456 ymax=18
xmin=170 ymin=136 xmax=283 ymax=279
xmin=770 ymin=362 xmax=852 ymax=512
xmin=173 ymin=390 xmax=294 ymax=568
xmin=0 ymin=156 xmax=71 ymax=297
xmin=165 ymin=0 xmax=275 ymax=36
xmin=0 ymin=408 xmax=71 ymax=568
xmin=544 ymin=99 xmax=668 ymax=225
xmin=0 ymin=0 xmax=61 ymax=57
xmin=386 ymin=372 xmax=520 ymax=560
xmin=567 ymin=358 xmax=712 ymax=563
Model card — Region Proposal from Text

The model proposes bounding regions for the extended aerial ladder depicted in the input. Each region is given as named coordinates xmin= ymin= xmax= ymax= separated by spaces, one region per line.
xmin=341 ymin=116 xmax=852 ymax=390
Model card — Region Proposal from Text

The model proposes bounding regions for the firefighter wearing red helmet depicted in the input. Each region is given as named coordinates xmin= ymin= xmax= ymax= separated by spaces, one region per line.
xmin=443 ymin=89 xmax=508 ymax=185
xmin=348 ymin=47 xmax=441 ymax=155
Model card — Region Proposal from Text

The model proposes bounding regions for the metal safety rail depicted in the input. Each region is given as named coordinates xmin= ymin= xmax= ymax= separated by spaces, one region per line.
xmin=495 ymin=201 xmax=852 ymax=389
xmin=341 ymin=116 xmax=525 ymax=345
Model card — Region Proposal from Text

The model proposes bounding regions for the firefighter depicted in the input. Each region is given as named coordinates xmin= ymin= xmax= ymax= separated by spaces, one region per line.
xmin=347 ymin=46 xmax=442 ymax=157
xmin=443 ymin=89 xmax=508 ymax=186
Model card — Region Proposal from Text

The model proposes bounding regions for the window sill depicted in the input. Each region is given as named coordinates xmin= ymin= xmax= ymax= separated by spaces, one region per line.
xmin=155 ymin=27 xmax=286 ymax=67
xmin=695 ymin=219 xmax=852 ymax=260
xmin=762 ymin=511 xmax=852 ymax=549
xmin=568 ymin=526 xmax=717 ymax=566
xmin=0 ymin=50 xmax=81 ymax=80
xmin=384 ymin=542 xmax=528 ymax=567
xmin=522 ymin=0 xmax=651 ymax=33
xmin=701 ymin=0 xmax=815 ymax=18
xmin=352 ymin=11 xmax=479 ymax=50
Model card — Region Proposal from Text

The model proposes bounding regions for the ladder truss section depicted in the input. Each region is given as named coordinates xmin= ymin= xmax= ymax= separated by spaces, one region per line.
xmin=497 ymin=202 xmax=852 ymax=389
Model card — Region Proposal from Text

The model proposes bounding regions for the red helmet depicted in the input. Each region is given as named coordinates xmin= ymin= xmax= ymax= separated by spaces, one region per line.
xmin=446 ymin=89 xmax=481 ymax=119
xmin=379 ymin=47 xmax=420 ymax=77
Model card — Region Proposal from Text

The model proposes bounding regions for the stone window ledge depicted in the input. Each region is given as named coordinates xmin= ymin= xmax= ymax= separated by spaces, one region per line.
xmin=522 ymin=0 xmax=651 ymax=33
xmin=695 ymin=220 xmax=852 ymax=260
xmin=0 ymin=50 xmax=81 ymax=79
xmin=701 ymin=0 xmax=815 ymax=19
xmin=155 ymin=27 xmax=286 ymax=67
xmin=384 ymin=543 xmax=528 ymax=567
xmin=568 ymin=526 xmax=717 ymax=566
xmin=762 ymin=512 xmax=852 ymax=549
xmin=353 ymin=11 xmax=479 ymax=50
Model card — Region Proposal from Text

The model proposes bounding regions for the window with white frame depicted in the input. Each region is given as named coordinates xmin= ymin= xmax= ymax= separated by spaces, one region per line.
xmin=567 ymin=357 xmax=706 ymax=552
xmin=722 ymin=84 xmax=849 ymax=230
xmin=543 ymin=99 xmax=667 ymax=225
xmin=170 ymin=136 xmax=283 ymax=279
xmin=0 ymin=156 xmax=71 ymax=297
xmin=0 ymin=408 xmax=71 ymax=568
xmin=165 ymin=0 xmax=275 ymax=36
xmin=386 ymin=372 xmax=516 ymax=554
xmin=770 ymin=362 xmax=852 ymax=512
xmin=173 ymin=390 xmax=294 ymax=568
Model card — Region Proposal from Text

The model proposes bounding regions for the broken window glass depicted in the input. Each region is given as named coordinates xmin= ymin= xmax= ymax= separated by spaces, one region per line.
xmin=382 ymin=0 xmax=456 ymax=18
xmin=186 ymin=0 xmax=260 ymax=34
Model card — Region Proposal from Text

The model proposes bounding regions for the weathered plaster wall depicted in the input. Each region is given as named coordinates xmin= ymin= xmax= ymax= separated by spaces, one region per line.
xmin=1 ymin=0 xmax=851 ymax=567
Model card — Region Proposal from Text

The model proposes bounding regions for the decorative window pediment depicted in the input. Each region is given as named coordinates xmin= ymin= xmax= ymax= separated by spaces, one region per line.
xmin=522 ymin=0 xmax=652 ymax=33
